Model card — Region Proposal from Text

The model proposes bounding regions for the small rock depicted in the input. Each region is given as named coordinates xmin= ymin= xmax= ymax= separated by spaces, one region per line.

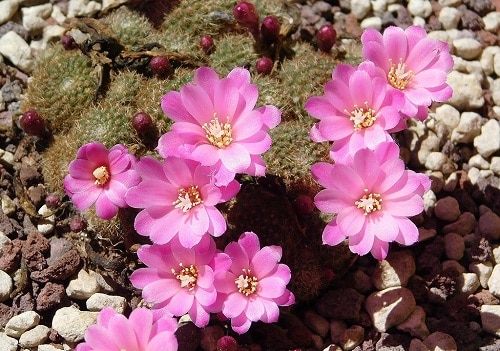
xmin=492 ymin=78 xmax=500 ymax=106
xmin=52 ymin=306 xmax=98 ymax=343
xmin=439 ymin=6 xmax=460 ymax=29
xmin=38 ymin=345 xmax=66 ymax=351
xmin=0 ymin=270 xmax=13 ymax=302
xmin=21 ymin=3 xmax=52 ymax=35
xmin=434 ymin=104 xmax=460 ymax=131
xmin=488 ymin=264 xmax=500 ymax=298
xmin=364 ymin=287 xmax=416 ymax=332
xmin=451 ymin=111 xmax=483 ymax=143
xmin=447 ymin=71 xmax=484 ymax=110
xmin=330 ymin=319 xmax=347 ymax=344
xmin=409 ymin=338 xmax=429 ymax=351
xmin=396 ymin=305 xmax=430 ymax=339
xmin=491 ymin=157 xmax=500 ymax=175
xmin=0 ymin=332 xmax=17 ymax=351
xmin=1 ymin=195 xmax=16 ymax=217
xmin=443 ymin=233 xmax=465 ymax=260
xmin=339 ymin=325 xmax=364 ymax=351
xmin=0 ymin=240 xmax=21 ymax=273
xmin=350 ymin=0 xmax=371 ymax=19
xmin=483 ymin=11 xmax=500 ymax=32
xmin=18 ymin=324 xmax=50 ymax=348
xmin=30 ymin=249 xmax=81 ymax=283
xmin=66 ymin=269 xmax=100 ymax=299
xmin=36 ymin=282 xmax=66 ymax=312
xmin=480 ymin=46 xmax=500 ymax=76
xmin=452 ymin=38 xmax=483 ymax=60
xmin=469 ymin=261 xmax=493 ymax=288
xmin=0 ymin=31 xmax=35 ymax=73
xmin=0 ymin=0 xmax=19 ymax=26
xmin=434 ymin=196 xmax=461 ymax=222
xmin=86 ymin=293 xmax=127 ymax=313
xmin=469 ymin=154 xmax=490 ymax=169
xmin=5 ymin=310 xmax=40 ymax=338
xmin=457 ymin=272 xmax=480 ymax=295
xmin=303 ymin=309 xmax=329 ymax=337
xmin=21 ymin=232 xmax=49 ymax=271
xmin=423 ymin=332 xmax=457 ymax=350
xmin=479 ymin=211 xmax=500 ymax=239
xmin=474 ymin=119 xmax=500 ymax=158
xmin=442 ymin=212 xmax=476 ymax=235
xmin=316 ymin=288 xmax=365 ymax=320
xmin=480 ymin=304 xmax=500 ymax=337
xmin=37 ymin=204 xmax=55 ymax=235
xmin=372 ymin=250 xmax=416 ymax=290
xmin=67 ymin=0 xmax=102 ymax=17
xmin=360 ymin=16 xmax=382 ymax=30
xmin=408 ymin=0 xmax=432 ymax=18
xmin=424 ymin=152 xmax=455 ymax=174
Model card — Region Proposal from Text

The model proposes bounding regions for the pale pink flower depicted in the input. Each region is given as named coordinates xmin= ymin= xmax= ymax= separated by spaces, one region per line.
xmin=64 ymin=142 xmax=140 ymax=220
xmin=75 ymin=307 xmax=178 ymax=351
xmin=125 ymin=156 xmax=240 ymax=247
xmin=312 ymin=142 xmax=430 ymax=260
xmin=130 ymin=236 xmax=231 ymax=327
xmin=157 ymin=67 xmax=281 ymax=185
xmin=214 ymin=232 xmax=295 ymax=334
xmin=362 ymin=25 xmax=453 ymax=121
xmin=307 ymin=61 xmax=405 ymax=163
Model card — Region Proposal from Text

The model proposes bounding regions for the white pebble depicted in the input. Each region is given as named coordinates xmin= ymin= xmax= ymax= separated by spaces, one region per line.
xmin=0 ymin=31 xmax=35 ymax=73
xmin=439 ymin=6 xmax=460 ymax=29
xmin=351 ymin=0 xmax=372 ymax=19
xmin=480 ymin=46 xmax=500 ymax=76
xmin=474 ymin=119 xmax=500 ymax=158
xmin=468 ymin=154 xmax=490 ymax=170
xmin=5 ymin=311 xmax=40 ymax=338
xmin=451 ymin=111 xmax=483 ymax=143
xmin=481 ymin=305 xmax=500 ymax=337
xmin=447 ymin=71 xmax=484 ymax=110
xmin=0 ymin=270 xmax=13 ymax=303
xmin=0 ymin=333 xmax=17 ymax=351
xmin=458 ymin=272 xmax=480 ymax=295
xmin=37 ymin=204 xmax=55 ymax=235
xmin=487 ymin=264 xmax=500 ymax=298
xmin=469 ymin=261 xmax=493 ymax=288
xmin=19 ymin=324 xmax=50 ymax=348
xmin=52 ymin=306 xmax=98 ymax=343
xmin=86 ymin=293 xmax=127 ymax=314
xmin=21 ymin=3 xmax=52 ymax=35
xmin=483 ymin=11 xmax=500 ymax=32
xmin=0 ymin=0 xmax=19 ymax=25
xmin=408 ymin=0 xmax=432 ymax=18
xmin=453 ymin=38 xmax=483 ymax=60
xmin=66 ymin=269 xmax=100 ymax=299
xmin=360 ymin=16 xmax=382 ymax=30
xmin=490 ymin=157 xmax=500 ymax=175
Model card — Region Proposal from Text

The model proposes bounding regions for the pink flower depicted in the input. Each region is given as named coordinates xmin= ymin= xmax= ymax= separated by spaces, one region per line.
xmin=130 ymin=236 xmax=231 ymax=327
xmin=75 ymin=307 xmax=178 ymax=351
xmin=312 ymin=142 xmax=430 ymax=260
xmin=214 ymin=232 xmax=295 ymax=334
xmin=307 ymin=61 xmax=405 ymax=163
xmin=361 ymin=25 xmax=453 ymax=121
xmin=125 ymin=156 xmax=240 ymax=247
xmin=64 ymin=142 xmax=140 ymax=220
xmin=157 ymin=67 xmax=281 ymax=185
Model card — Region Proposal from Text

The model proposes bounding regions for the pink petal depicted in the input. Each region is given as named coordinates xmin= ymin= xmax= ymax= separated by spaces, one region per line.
xmin=348 ymin=223 xmax=374 ymax=256
xmin=245 ymin=297 xmax=265 ymax=321
xmin=223 ymin=292 xmax=248 ymax=318
xmin=370 ymin=237 xmax=390 ymax=260
xmin=205 ymin=206 xmax=227 ymax=237
xmin=129 ymin=269 xmax=164 ymax=289
xmin=148 ymin=332 xmax=178 ymax=351
xmin=250 ymin=246 xmax=280 ymax=278
xmin=214 ymin=76 xmax=241 ymax=120
xmin=188 ymin=301 xmax=211 ymax=328
xmin=238 ymin=131 xmax=272 ymax=154
xmin=83 ymin=325 xmax=121 ymax=351
xmin=68 ymin=159 xmax=95 ymax=180
xmin=383 ymin=26 xmax=408 ymax=61
xmin=227 ymin=67 xmax=251 ymax=87
xmin=70 ymin=186 xmax=101 ymax=210
xmin=214 ymin=271 xmax=237 ymax=294
xmin=314 ymin=189 xmax=353 ymax=214
xmin=83 ymin=142 xmax=109 ymax=163
xmin=108 ymin=314 xmax=139 ymax=350
xmin=237 ymin=232 xmax=261 ymax=259
xmin=257 ymin=276 xmax=286 ymax=299
xmin=367 ymin=212 xmax=399 ymax=242
xmin=231 ymin=109 xmax=263 ymax=140
xmin=168 ymin=290 xmax=194 ymax=316
xmin=180 ymin=83 xmax=214 ymax=124
xmin=322 ymin=221 xmax=346 ymax=246
xmin=142 ymin=279 xmax=181 ymax=304
xmin=194 ymin=67 xmax=219 ymax=97
xmin=337 ymin=206 xmax=366 ymax=237
xmin=161 ymin=91 xmax=196 ymax=124
xmin=64 ymin=177 xmax=94 ymax=195
xmin=125 ymin=180 xmax=177 ymax=208
xmin=191 ymin=144 xmax=221 ymax=166
xmin=257 ymin=105 xmax=281 ymax=130
xmin=260 ymin=298 xmax=280 ymax=323
xmin=383 ymin=194 xmax=424 ymax=217
xmin=219 ymin=143 xmax=251 ymax=173
xmin=394 ymin=218 xmax=419 ymax=245
xmin=225 ymin=242 xmax=250 ymax=273
xmin=230 ymin=312 xmax=252 ymax=334
xmin=311 ymin=162 xmax=336 ymax=189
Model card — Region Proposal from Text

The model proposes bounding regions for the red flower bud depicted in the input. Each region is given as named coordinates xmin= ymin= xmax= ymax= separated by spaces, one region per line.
xmin=149 ymin=56 xmax=171 ymax=77
xmin=255 ymin=57 xmax=273 ymax=75
xmin=233 ymin=1 xmax=259 ymax=36
xmin=200 ymin=35 xmax=214 ymax=54
xmin=20 ymin=110 xmax=47 ymax=137
xmin=261 ymin=15 xmax=280 ymax=44
xmin=317 ymin=24 xmax=337 ymax=53
xmin=132 ymin=112 xmax=153 ymax=135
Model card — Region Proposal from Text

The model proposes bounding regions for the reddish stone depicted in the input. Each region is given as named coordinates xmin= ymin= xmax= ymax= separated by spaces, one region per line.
xmin=0 ymin=240 xmax=22 ymax=273
xmin=30 ymin=249 xmax=81 ymax=283
xmin=36 ymin=282 xmax=67 ymax=311
xmin=21 ymin=232 xmax=49 ymax=271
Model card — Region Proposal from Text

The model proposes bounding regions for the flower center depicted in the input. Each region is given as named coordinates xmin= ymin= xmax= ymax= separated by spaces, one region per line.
xmin=92 ymin=166 xmax=110 ymax=186
xmin=235 ymin=269 xmax=258 ymax=296
xmin=355 ymin=189 xmax=382 ymax=215
xmin=172 ymin=263 xmax=198 ymax=290
xmin=202 ymin=114 xmax=233 ymax=148
xmin=173 ymin=185 xmax=203 ymax=212
xmin=348 ymin=104 xmax=376 ymax=131
xmin=388 ymin=58 xmax=413 ymax=90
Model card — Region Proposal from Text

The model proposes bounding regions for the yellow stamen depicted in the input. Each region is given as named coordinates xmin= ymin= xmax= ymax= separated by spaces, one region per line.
xmin=388 ymin=58 xmax=413 ymax=90
xmin=235 ymin=269 xmax=258 ymax=296
xmin=355 ymin=189 xmax=382 ymax=215
xmin=172 ymin=263 xmax=198 ymax=290
xmin=347 ymin=103 xmax=376 ymax=131
xmin=92 ymin=166 xmax=110 ymax=186
xmin=202 ymin=114 xmax=233 ymax=148
xmin=173 ymin=185 xmax=203 ymax=212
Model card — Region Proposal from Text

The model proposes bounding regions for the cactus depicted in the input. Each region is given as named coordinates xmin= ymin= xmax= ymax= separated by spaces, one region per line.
xmin=24 ymin=1 xmax=364 ymax=303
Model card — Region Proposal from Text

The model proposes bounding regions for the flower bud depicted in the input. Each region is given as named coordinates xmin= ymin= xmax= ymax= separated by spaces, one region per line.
xmin=233 ymin=1 xmax=259 ymax=36
xmin=255 ymin=57 xmax=273 ymax=75
xmin=20 ymin=110 xmax=47 ymax=137
xmin=261 ymin=15 xmax=280 ymax=44
xmin=200 ymin=35 xmax=214 ymax=54
xmin=132 ymin=112 xmax=153 ymax=135
xmin=317 ymin=24 xmax=337 ymax=52
xmin=216 ymin=336 xmax=238 ymax=351
xmin=149 ymin=56 xmax=171 ymax=77
xmin=45 ymin=193 xmax=61 ymax=209
xmin=61 ymin=34 xmax=77 ymax=50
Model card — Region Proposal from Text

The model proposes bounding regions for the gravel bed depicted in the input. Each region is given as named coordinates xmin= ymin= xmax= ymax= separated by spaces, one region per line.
xmin=0 ymin=0 xmax=500 ymax=350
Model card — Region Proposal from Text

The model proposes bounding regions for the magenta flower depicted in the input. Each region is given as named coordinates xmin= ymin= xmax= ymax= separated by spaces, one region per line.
xmin=361 ymin=25 xmax=453 ymax=121
xmin=307 ymin=61 xmax=405 ymax=163
xmin=312 ymin=142 xmax=430 ymax=260
xmin=214 ymin=232 xmax=295 ymax=334
xmin=130 ymin=236 xmax=231 ymax=327
xmin=75 ymin=307 xmax=178 ymax=351
xmin=125 ymin=156 xmax=240 ymax=247
xmin=64 ymin=142 xmax=140 ymax=220
xmin=157 ymin=67 xmax=281 ymax=185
